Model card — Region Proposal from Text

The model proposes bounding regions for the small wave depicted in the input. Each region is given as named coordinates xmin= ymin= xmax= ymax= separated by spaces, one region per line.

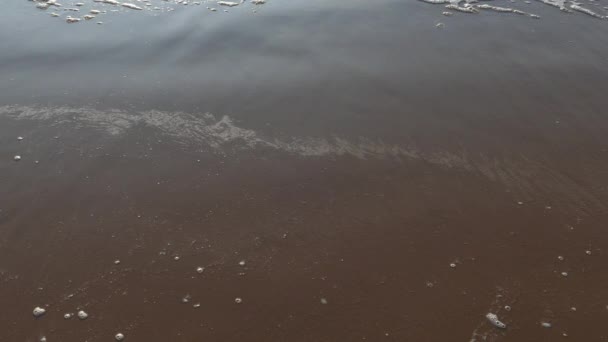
xmin=1 ymin=104 xmax=604 ymax=213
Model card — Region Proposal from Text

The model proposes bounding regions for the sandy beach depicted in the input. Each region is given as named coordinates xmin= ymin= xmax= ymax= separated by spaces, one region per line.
xmin=1 ymin=0 xmax=608 ymax=341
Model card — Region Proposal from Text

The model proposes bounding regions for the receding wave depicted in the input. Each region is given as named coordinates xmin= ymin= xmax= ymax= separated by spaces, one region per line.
xmin=1 ymin=104 xmax=604 ymax=212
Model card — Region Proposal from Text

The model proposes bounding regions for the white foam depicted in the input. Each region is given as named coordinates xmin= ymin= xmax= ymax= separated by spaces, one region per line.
xmin=476 ymin=4 xmax=539 ymax=17
xmin=66 ymin=16 xmax=81 ymax=23
xmin=445 ymin=4 xmax=479 ymax=13
xmin=94 ymin=0 xmax=120 ymax=4
xmin=420 ymin=0 xmax=607 ymax=20
xmin=534 ymin=0 xmax=569 ymax=12
xmin=570 ymin=3 xmax=605 ymax=18
xmin=122 ymin=3 xmax=143 ymax=10
xmin=419 ymin=0 xmax=451 ymax=4
xmin=218 ymin=1 xmax=239 ymax=6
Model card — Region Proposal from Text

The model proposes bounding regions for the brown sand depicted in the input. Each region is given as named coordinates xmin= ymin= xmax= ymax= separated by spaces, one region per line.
xmin=1 ymin=0 xmax=608 ymax=341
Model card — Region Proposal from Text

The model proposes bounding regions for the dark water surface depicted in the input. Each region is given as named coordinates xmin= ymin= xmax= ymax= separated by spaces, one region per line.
xmin=1 ymin=0 xmax=608 ymax=341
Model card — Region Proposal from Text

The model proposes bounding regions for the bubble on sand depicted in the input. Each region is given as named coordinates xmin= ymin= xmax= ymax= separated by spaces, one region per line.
xmin=33 ymin=307 xmax=46 ymax=317
xmin=193 ymin=303 xmax=201 ymax=308
xmin=13 ymin=155 xmax=21 ymax=161
xmin=174 ymin=256 xmax=180 ymax=261
xmin=114 ymin=259 xmax=121 ymax=265
xmin=77 ymin=310 xmax=88 ymax=320
xmin=17 ymin=136 xmax=23 ymax=141
xmin=485 ymin=313 xmax=507 ymax=329
xmin=570 ymin=307 xmax=577 ymax=311
xmin=585 ymin=250 xmax=592 ymax=255
xmin=320 ymin=298 xmax=328 ymax=305
xmin=234 ymin=297 xmax=243 ymax=304
xmin=182 ymin=294 xmax=191 ymax=303
xmin=557 ymin=255 xmax=564 ymax=261
xmin=504 ymin=305 xmax=512 ymax=311
xmin=449 ymin=263 xmax=457 ymax=268
xmin=196 ymin=266 xmax=204 ymax=274
xmin=40 ymin=337 xmax=47 ymax=342
xmin=541 ymin=321 xmax=552 ymax=328
xmin=64 ymin=312 xmax=73 ymax=319
xmin=238 ymin=260 xmax=246 ymax=267
xmin=115 ymin=333 xmax=125 ymax=341
xmin=436 ymin=22 xmax=445 ymax=28
xmin=561 ymin=271 xmax=568 ymax=277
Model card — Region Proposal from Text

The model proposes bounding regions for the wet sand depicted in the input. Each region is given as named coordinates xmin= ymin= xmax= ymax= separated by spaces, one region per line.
xmin=2 ymin=0 xmax=608 ymax=341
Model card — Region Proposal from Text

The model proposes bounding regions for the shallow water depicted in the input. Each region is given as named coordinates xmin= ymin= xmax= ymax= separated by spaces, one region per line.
xmin=1 ymin=1 xmax=608 ymax=341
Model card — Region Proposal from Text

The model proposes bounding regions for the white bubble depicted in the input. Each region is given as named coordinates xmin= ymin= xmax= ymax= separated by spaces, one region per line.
xmin=33 ymin=307 xmax=46 ymax=317
xmin=77 ymin=310 xmax=88 ymax=320
xmin=485 ymin=313 xmax=507 ymax=329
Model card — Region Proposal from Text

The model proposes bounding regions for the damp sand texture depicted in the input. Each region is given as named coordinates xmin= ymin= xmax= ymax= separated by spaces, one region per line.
xmin=2 ymin=0 xmax=608 ymax=341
